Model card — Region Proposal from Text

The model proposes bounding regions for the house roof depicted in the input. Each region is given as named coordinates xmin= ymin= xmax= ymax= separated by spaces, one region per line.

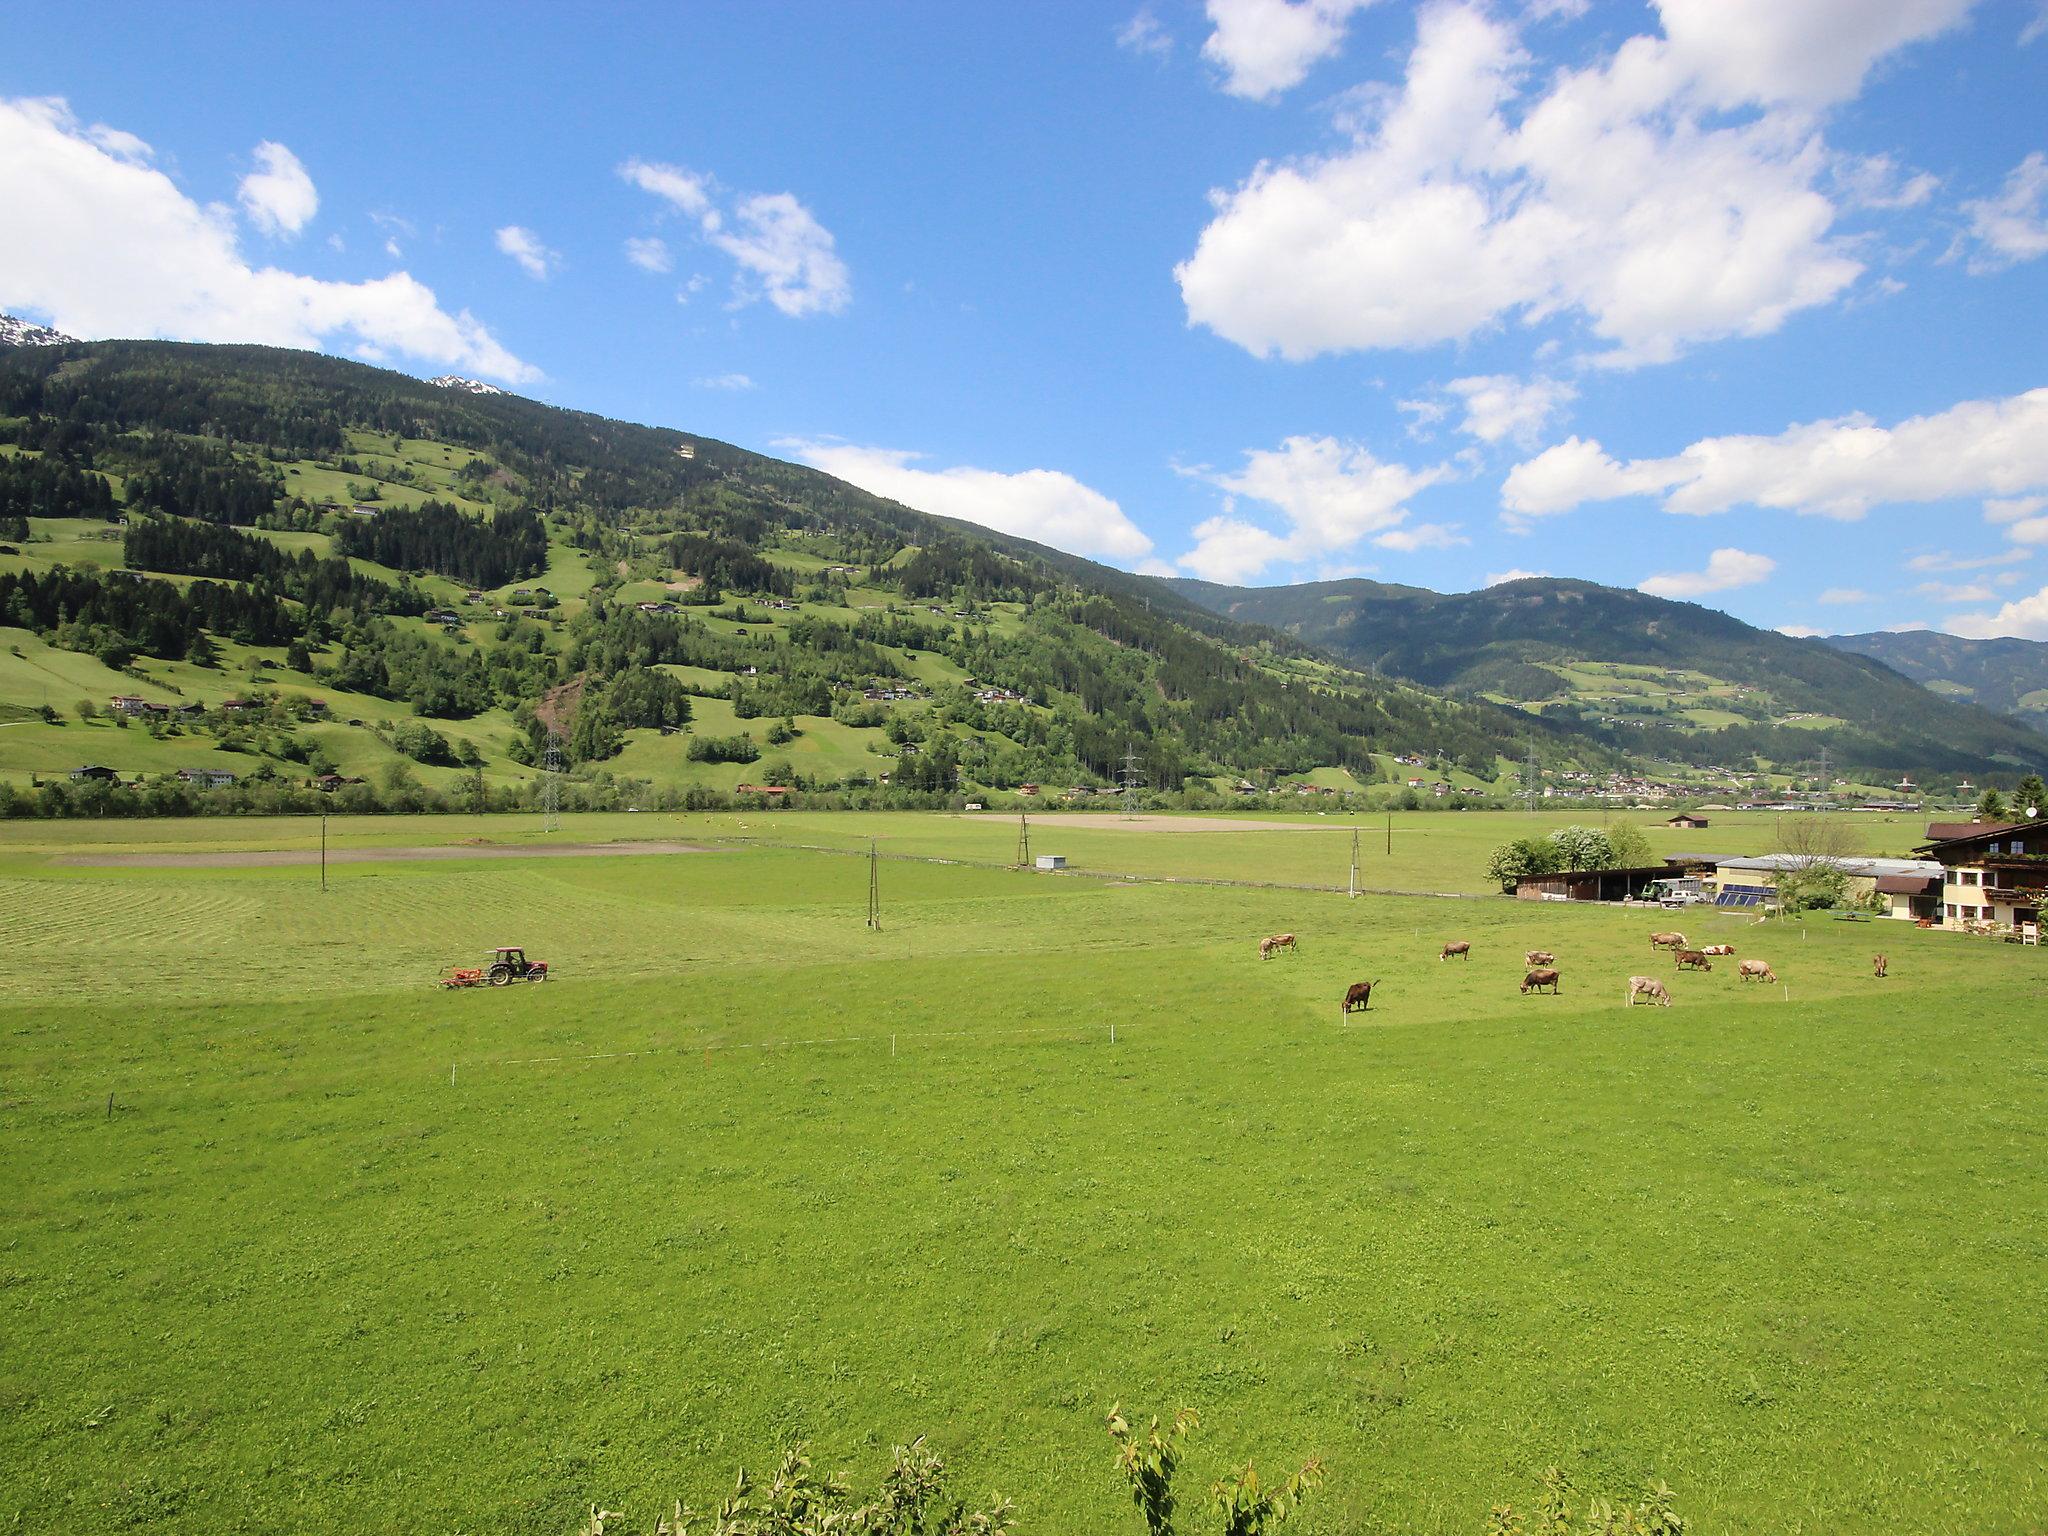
xmin=1920 ymin=818 xmax=2045 ymax=851
xmin=1714 ymin=854 xmax=1944 ymax=878
xmin=1875 ymin=874 xmax=1938 ymax=895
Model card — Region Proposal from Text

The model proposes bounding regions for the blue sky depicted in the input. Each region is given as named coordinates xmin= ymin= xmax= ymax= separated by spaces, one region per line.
xmin=4 ymin=1 xmax=2046 ymax=635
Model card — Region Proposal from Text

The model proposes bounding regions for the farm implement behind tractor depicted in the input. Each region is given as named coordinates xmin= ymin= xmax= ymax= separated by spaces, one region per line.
xmin=441 ymin=947 xmax=550 ymax=988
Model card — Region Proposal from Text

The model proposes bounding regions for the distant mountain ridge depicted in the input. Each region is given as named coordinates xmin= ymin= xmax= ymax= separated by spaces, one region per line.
xmin=1825 ymin=630 xmax=2048 ymax=734
xmin=0 ymin=314 xmax=80 ymax=348
xmin=429 ymin=375 xmax=506 ymax=395
xmin=1161 ymin=574 xmax=2044 ymax=774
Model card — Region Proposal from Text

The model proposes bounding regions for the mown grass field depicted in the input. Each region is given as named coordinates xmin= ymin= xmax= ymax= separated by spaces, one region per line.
xmin=2 ymin=814 xmax=2043 ymax=1534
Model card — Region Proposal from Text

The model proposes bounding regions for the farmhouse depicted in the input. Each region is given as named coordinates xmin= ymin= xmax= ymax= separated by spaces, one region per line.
xmin=1664 ymin=812 xmax=1710 ymax=829
xmin=107 ymin=694 xmax=159 ymax=717
xmin=176 ymin=767 xmax=237 ymax=788
xmin=68 ymin=765 xmax=120 ymax=783
xmin=1916 ymin=818 xmax=2048 ymax=935
xmin=1697 ymin=854 xmax=1945 ymax=916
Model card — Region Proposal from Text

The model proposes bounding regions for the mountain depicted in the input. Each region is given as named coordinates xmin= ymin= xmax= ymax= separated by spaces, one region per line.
xmin=1825 ymin=630 xmax=2048 ymax=734
xmin=0 ymin=314 xmax=80 ymax=348
xmin=1163 ymin=575 xmax=2045 ymax=776
xmin=0 ymin=338 xmax=1599 ymax=809
xmin=429 ymin=375 xmax=507 ymax=395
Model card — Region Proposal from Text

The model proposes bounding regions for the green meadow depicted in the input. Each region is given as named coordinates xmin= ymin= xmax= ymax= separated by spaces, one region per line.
xmin=2 ymin=813 xmax=2043 ymax=1534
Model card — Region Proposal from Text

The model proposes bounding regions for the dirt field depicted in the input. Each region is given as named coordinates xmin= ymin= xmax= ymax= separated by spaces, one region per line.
xmin=58 ymin=839 xmax=718 ymax=868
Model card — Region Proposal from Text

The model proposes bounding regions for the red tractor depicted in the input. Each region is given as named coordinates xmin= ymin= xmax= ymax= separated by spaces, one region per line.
xmin=442 ymin=947 xmax=550 ymax=988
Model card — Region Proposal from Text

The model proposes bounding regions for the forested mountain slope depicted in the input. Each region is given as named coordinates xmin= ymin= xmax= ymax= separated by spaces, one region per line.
xmin=0 ymin=335 xmax=1602 ymax=809
xmin=1164 ymin=575 xmax=2043 ymax=775
xmin=1825 ymin=629 xmax=2048 ymax=735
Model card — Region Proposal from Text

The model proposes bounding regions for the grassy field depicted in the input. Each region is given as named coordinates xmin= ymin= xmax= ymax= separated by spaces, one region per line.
xmin=2 ymin=813 xmax=2043 ymax=1534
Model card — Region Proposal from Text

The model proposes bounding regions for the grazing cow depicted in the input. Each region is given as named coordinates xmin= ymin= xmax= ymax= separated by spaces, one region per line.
xmin=1872 ymin=953 xmax=1888 ymax=978
xmin=1525 ymin=949 xmax=1555 ymax=966
xmin=1738 ymin=959 xmax=1777 ymax=983
xmin=1259 ymin=933 xmax=1297 ymax=960
xmin=1650 ymin=931 xmax=1688 ymax=951
xmin=1341 ymin=980 xmax=1378 ymax=1015
xmin=1700 ymin=944 xmax=1736 ymax=957
xmin=1673 ymin=949 xmax=1712 ymax=971
xmin=1520 ymin=967 xmax=1561 ymax=995
xmin=1440 ymin=941 xmax=1471 ymax=961
xmin=1627 ymin=975 xmax=1671 ymax=1007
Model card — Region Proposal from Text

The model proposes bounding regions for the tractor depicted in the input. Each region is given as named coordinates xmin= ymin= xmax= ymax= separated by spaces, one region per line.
xmin=442 ymin=947 xmax=550 ymax=988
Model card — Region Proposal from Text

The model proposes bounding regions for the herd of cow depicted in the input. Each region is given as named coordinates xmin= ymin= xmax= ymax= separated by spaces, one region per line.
xmin=1257 ymin=927 xmax=1891 ymax=1015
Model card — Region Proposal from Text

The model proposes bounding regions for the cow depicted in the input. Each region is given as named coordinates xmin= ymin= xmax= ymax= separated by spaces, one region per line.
xmin=1440 ymin=941 xmax=1471 ymax=961
xmin=1872 ymin=953 xmax=1888 ymax=978
xmin=1259 ymin=933 xmax=1297 ymax=960
xmin=1700 ymin=944 xmax=1736 ymax=957
xmin=1650 ymin=931 xmax=1688 ymax=951
xmin=1738 ymin=959 xmax=1777 ymax=983
xmin=1673 ymin=950 xmax=1712 ymax=971
xmin=1627 ymin=975 xmax=1671 ymax=1006
xmin=1341 ymin=980 xmax=1378 ymax=1015
xmin=1524 ymin=949 xmax=1555 ymax=966
xmin=1520 ymin=967 xmax=1561 ymax=995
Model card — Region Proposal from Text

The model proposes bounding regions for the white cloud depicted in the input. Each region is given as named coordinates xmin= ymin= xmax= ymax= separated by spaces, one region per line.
xmin=1443 ymin=373 xmax=1575 ymax=446
xmin=2025 ymin=1 xmax=2048 ymax=44
xmin=1374 ymin=520 xmax=1468 ymax=550
xmin=1201 ymin=0 xmax=1378 ymax=100
xmin=1907 ymin=544 xmax=2032 ymax=570
xmin=693 ymin=372 xmax=755 ymax=391
xmin=619 ymin=158 xmax=849 ymax=317
xmin=236 ymin=141 xmax=317 ymax=239
xmin=495 ymin=225 xmax=558 ymax=280
xmin=1946 ymin=584 xmax=2048 ymax=639
xmin=1961 ymin=152 xmax=2048 ymax=272
xmin=0 ymin=96 xmax=535 ymax=383
xmin=1175 ymin=435 xmax=1446 ymax=580
xmin=1986 ymin=495 xmax=2048 ymax=524
xmin=1818 ymin=586 xmax=1871 ymax=604
xmin=624 ymin=236 xmax=672 ymax=273
xmin=1118 ymin=8 xmax=1174 ymax=58
xmin=1178 ymin=2 xmax=1965 ymax=368
xmin=780 ymin=440 xmax=1153 ymax=563
xmin=1503 ymin=388 xmax=2048 ymax=521
xmin=1485 ymin=567 xmax=1550 ymax=585
xmin=1638 ymin=546 xmax=1776 ymax=598
xmin=1916 ymin=579 xmax=1996 ymax=603
xmin=1831 ymin=152 xmax=1939 ymax=210
xmin=1777 ymin=624 xmax=1825 ymax=637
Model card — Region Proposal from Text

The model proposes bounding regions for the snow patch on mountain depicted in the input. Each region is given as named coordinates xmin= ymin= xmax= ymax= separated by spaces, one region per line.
xmin=0 ymin=314 xmax=81 ymax=348
xmin=429 ymin=374 xmax=507 ymax=396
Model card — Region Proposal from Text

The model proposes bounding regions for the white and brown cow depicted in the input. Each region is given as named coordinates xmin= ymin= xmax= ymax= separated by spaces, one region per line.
xmin=1738 ymin=959 xmax=1777 ymax=983
xmin=1626 ymin=975 xmax=1671 ymax=1006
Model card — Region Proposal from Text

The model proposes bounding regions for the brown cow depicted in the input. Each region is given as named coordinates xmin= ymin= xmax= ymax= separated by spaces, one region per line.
xmin=1626 ymin=975 xmax=1671 ymax=1006
xmin=1700 ymin=944 xmax=1736 ymax=957
xmin=1520 ymin=967 xmax=1561 ymax=994
xmin=1673 ymin=949 xmax=1712 ymax=971
xmin=1259 ymin=933 xmax=1297 ymax=960
xmin=1524 ymin=949 xmax=1555 ymax=966
xmin=1872 ymin=953 xmax=1888 ymax=978
xmin=1738 ymin=959 xmax=1777 ymax=983
xmin=1650 ymin=931 xmax=1688 ymax=951
xmin=1440 ymin=941 xmax=1471 ymax=961
xmin=1341 ymin=980 xmax=1378 ymax=1015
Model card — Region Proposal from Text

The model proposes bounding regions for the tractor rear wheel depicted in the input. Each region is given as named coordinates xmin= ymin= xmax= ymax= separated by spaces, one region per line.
xmin=488 ymin=967 xmax=511 ymax=986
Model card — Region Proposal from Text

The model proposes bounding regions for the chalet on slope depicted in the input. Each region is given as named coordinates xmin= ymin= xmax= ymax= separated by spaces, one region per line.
xmin=1916 ymin=818 xmax=2048 ymax=934
xmin=1663 ymin=812 xmax=1710 ymax=829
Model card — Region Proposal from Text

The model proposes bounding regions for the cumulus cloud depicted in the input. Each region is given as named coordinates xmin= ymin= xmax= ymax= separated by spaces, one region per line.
xmin=1946 ymin=584 xmax=2048 ymax=639
xmin=619 ymin=158 xmax=849 ymax=317
xmin=1961 ymin=152 xmax=2048 ymax=272
xmin=1178 ymin=1 xmax=1967 ymax=367
xmin=780 ymin=439 xmax=1152 ymax=562
xmin=495 ymin=225 xmax=558 ymax=280
xmin=1502 ymin=388 xmax=2048 ymax=521
xmin=624 ymin=235 xmax=672 ymax=273
xmin=1175 ymin=435 xmax=1446 ymax=581
xmin=236 ymin=141 xmax=317 ymax=238
xmin=1907 ymin=545 xmax=2031 ymax=571
xmin=0 ymin=96 xmax=535 ymax=382
xmin=1916 ymin=579 xmax=1997 ymax=603
xmin=1777 ymin=624 xmax=1826 ymax=637
xmin=693 ymin=372 xmax=755 ymax=390
xmin=1485 ymin=567 xmax=1550 ymax=585
xmin=1442 ymin=374 xmax=1576 ymax=445
xmin=1831 ymin=151 xmax=1939 ymax=210
xmin=1638 ymin=546 xmax=1776 ymax=598
xmin=1118 ymin=8 xmax=1174 ymax=58
xmin=1201 ymin=0 xmax=1378 ymax=100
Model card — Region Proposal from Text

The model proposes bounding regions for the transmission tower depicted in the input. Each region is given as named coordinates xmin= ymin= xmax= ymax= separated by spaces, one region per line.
xmin=1815 ymin=744 xmax=1832 ymax=800
xmin=1523 ymin=742 xmax=1542 ymax=812
xmin=541 ymin=727 xmax=563 ymax=832
xmin=1119 ymin=742 xmax=1146 ymax=821
xmin=865 ymin=838 xmax=881 ymax=930
xmin=1016 ymin=810 xmax=1032 ymax=868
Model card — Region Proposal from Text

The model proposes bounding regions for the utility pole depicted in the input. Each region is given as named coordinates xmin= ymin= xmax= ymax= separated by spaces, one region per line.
xmin=1386 ymin=811 xmax=1392 ymax=857
xmin=865 ymin=838 xmax=881 ymax=930
xmin=1016 ymin=810 xmax=1031 ymax=869
xmin=1348 ymin=824 xmax=1360 ymax=899
xmin=320 ymin=812 xmax=328 ymax=894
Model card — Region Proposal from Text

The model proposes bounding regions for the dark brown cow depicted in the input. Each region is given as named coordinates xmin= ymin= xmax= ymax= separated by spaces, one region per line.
xmin=1440 ymin=941 xmax=1471 ymax=961
xmin=1520 ymin=967 xmax=1561 ymax=994
xmin=1341 ymin=980 xmax=1378 ymax=1015
xmin=1673 ymin=949 xmax=1712 ymax=971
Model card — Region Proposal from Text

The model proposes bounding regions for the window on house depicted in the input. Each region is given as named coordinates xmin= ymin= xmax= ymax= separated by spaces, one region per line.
xmin=1962 ymin=870 xmax=1980 ymax=886
xmin=1946 ymin=903 xmax=1957 ymax=917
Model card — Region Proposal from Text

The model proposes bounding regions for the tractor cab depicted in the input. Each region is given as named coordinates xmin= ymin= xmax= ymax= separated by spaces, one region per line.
xmin=485 ymin=947 xmax=548 ymax=985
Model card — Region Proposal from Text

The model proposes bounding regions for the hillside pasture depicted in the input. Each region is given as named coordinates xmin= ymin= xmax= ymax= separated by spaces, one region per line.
xmin=1 ymin=820 xmax=2043 ymax=1533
